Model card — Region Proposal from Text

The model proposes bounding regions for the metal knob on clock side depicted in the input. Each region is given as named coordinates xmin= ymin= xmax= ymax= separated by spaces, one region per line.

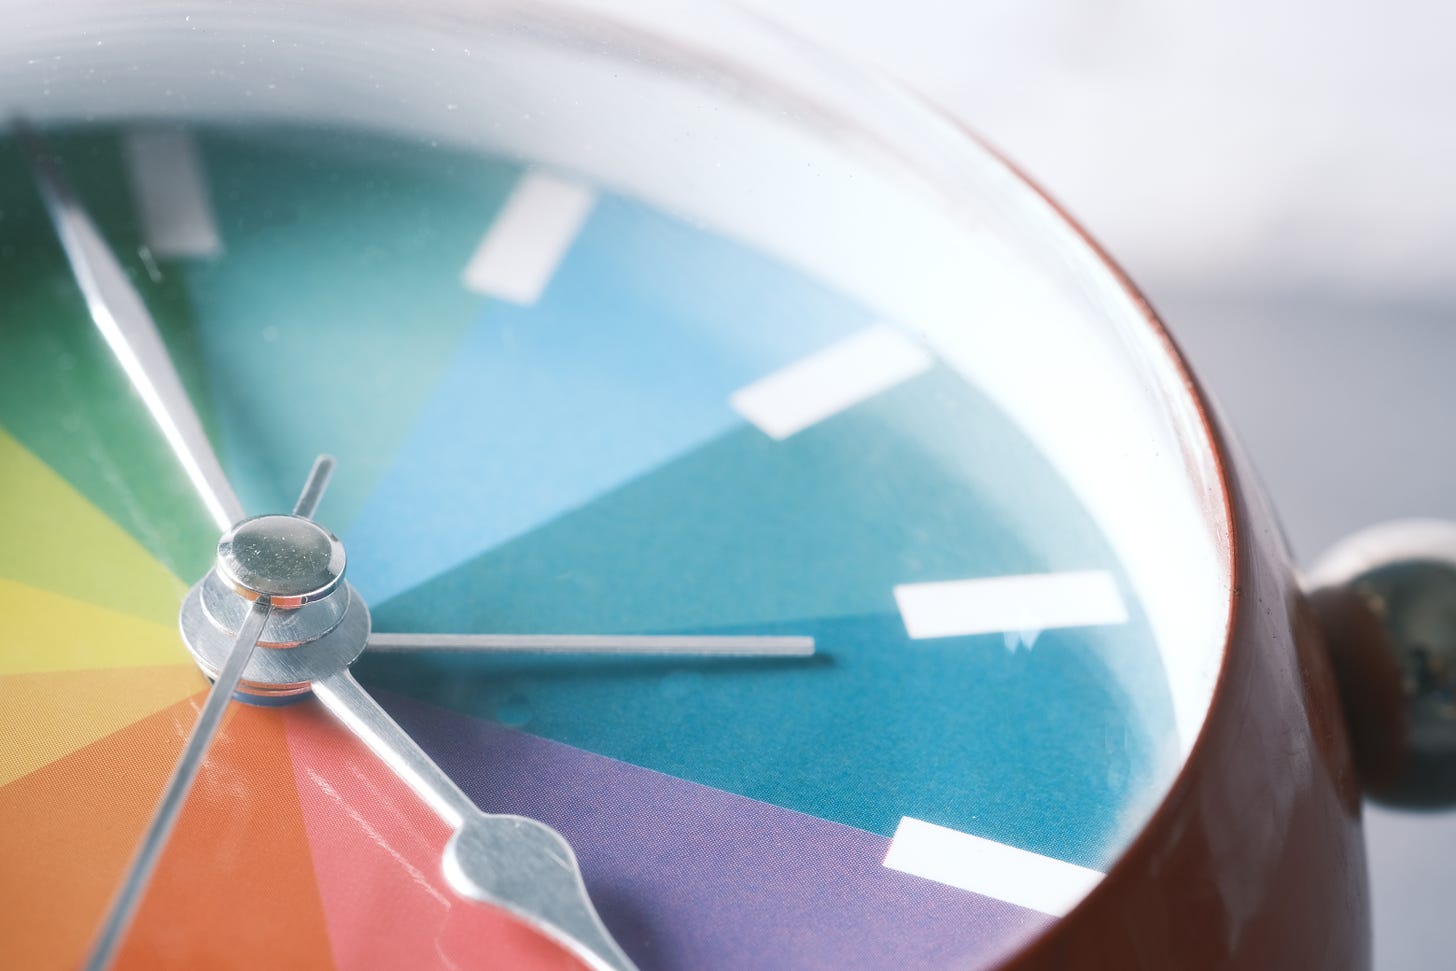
xmin=1308 ymin=519 xmax=1456 ymax=808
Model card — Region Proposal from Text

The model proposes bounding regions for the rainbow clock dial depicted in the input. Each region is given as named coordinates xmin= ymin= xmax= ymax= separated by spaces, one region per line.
xmin=1 ymin=126 xmax=1188 ymax=969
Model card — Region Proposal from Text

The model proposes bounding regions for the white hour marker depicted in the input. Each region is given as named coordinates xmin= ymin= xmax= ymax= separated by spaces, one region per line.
xmin=462 ymin=171 xmax=595 ymax=304
xmin=730 ymin=325 xmax=932 ymax=439
xmin=883 ymin=817 xmax=1104 ymax=917
xmin=122 ymin=130 xmax=222 ymax=259
xmin=893 ymin=570 xmax=1127 ymax=641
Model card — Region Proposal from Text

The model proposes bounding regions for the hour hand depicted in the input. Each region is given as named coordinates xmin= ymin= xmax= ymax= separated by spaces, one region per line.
xmin=310 ymin=669 xmax=638 ymax=971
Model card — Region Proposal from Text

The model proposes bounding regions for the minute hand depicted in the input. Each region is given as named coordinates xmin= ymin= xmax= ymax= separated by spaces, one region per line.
xmin=18 ymin=121 xmax=244 ymax=531
xmin=311 ymin=670 xmax=638 ymax=971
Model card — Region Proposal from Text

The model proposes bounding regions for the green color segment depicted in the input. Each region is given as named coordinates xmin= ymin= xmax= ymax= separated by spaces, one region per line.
xmin=0 ymin=131 xmax=219 ymax=582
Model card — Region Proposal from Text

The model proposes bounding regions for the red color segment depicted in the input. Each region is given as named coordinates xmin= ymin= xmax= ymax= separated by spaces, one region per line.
xmin=281 ymin=702 xmax=590 ymax=971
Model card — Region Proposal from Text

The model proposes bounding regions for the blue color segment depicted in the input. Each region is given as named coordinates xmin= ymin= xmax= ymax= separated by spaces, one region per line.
xmin=366 ymin=368 xmax=1178 ymax=869
xmin=344 ymin=192 xmax=873 ymax=604
xmin=181 ymin=130 xmax=520 ymax=525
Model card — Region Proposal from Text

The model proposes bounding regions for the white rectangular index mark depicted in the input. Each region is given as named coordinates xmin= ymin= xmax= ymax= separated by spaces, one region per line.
xmin=893 ymin=570 xmax=1127 ymax=640
xmin=122 ymin=130 xmax=222 ymax=259
xmin=883 ymin=817 xmax=1104 ymax=917
xmin=462 ymin=171 xmax=595 ymax=304
xmin=730 ymin=325 xmax=933 ymax=439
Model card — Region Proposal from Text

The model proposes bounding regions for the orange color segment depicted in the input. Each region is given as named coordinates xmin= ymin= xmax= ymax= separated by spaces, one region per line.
xmin=0 ymin=694 xmax=335 ymax=969
xmin=116 ymin=701 xmax=335 ymax=970
xmin=0 ymin=665 xmax=204 ymax=788
xmin=281 ymin=703 xmax=590 ymax=971
xmin=0 ymin=694 xmax=199 ymax=970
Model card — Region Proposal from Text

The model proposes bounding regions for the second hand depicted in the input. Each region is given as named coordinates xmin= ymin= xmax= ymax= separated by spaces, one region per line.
xmin=82 ymin=456 xmax=335 ymax=971
xmin=81 ymin=600 xmax=270 ymax=971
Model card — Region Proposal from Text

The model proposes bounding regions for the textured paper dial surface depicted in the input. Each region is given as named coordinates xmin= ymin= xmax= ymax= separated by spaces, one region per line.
xmin=0 ymin=127 xmax=1183 ymax=969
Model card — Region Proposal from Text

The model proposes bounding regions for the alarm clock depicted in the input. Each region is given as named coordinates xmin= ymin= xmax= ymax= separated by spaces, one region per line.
xmin=1 ymin=1 xmax=1442 ymax=968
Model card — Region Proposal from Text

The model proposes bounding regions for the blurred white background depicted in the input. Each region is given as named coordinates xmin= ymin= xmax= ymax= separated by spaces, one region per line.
xmin=735 ymin=1 xmax=1455 ymax=968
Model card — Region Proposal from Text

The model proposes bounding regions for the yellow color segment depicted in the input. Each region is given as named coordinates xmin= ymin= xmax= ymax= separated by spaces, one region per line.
xmin=0 ymin=429 xmax=185 ymax=624
xmin=0 ymin=664 xmax=205 ymax=788
xmin=0 ymin=578 xmax=192 ymax=676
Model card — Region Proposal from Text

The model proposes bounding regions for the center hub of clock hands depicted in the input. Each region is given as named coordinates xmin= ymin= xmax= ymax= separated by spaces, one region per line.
xmin=180 ymin=513 xmax=372 ymax=702
xmin=176 ymin=486 xmax=643 ymax=971
xmin=166 ymin=459 xmax=805 ymax=971
xmin=216 ymin=514 xmax=347 ymax=608
xmin=25 ymin=99 xmax=648 ymax=967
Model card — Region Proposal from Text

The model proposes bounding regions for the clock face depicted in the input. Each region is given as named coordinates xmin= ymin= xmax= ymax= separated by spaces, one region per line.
xmin=0 ymin=5 xmax=1232 ymax=970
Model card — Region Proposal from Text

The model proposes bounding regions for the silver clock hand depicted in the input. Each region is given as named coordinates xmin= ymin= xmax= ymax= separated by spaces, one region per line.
xmin=83 ymin=603 xmax=270 ymax=971
xmin=83 ymin=456 xmax=334 ymax=971
xmin=311 ymin=669 xmax=639 ymax=971
xmin=290 ymin=453 xmax=335 ymax=520
xmin=18 ymin=120 xmax=245 ymax=531
xmin=367 ymin=631 xmax=814 ymax=656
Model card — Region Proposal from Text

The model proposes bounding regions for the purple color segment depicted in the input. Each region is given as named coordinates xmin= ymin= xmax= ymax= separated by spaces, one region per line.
xmin=382 ymin=693 xmax=1051 ymax=970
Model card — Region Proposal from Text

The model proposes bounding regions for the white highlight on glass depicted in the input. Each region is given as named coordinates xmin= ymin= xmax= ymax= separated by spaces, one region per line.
xmin=883 ymin=817 xmax=1104 ymax=917
xmin=729 ymin=325 xmax=933 ymax=439
xmin=893 ymin=570 xmax=1127 ymax=641
xmin=122 ymin=130 xmax=222 ymax=259
xmin=462 ymin=171 xmax=595 ymax=304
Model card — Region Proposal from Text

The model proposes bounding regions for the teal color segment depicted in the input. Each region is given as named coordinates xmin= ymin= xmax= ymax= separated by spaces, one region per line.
xmin=368 ymin=368 xmax=1178 ymax=869
xmin=180 ymin=130 xmax=519 ymax=524
xmin=345 ymin=192 xmax=872 ymax=604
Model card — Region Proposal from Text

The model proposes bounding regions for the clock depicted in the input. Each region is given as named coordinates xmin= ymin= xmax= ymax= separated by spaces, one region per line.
xmin=1 ymin=2 xmax=1441 ymax=969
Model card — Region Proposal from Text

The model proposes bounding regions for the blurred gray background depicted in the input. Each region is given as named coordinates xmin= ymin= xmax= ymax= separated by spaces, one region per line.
xmin=741 ymin=1 xmax=1455 ymax=967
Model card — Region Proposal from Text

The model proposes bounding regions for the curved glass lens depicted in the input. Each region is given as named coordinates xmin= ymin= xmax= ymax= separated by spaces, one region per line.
xmin=0 ymin=2 xmax=1230 ymax=968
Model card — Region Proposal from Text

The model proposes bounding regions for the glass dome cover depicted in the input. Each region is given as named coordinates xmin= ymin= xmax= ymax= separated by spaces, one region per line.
xmin=0 ymin=1 xmax=1233 ymax=968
